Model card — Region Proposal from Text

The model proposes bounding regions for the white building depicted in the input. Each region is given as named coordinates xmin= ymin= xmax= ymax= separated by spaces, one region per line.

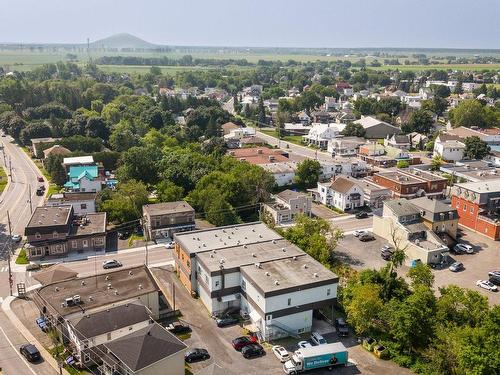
xmin=262 ymin=162 xmax=297 ymax=186
xmin=302 ymin=123 xmax=345 ymax=149
xmin=46 ymin=192 xmax=97 ymax=215
xmin=433 ymin=139 xmax=465 ymax=162
xmin=174 ymin=223 xmax=339 ymax=341
xmin=327 ymin=137 xmax=365 ymax=157
xmin=317 ymin=176 xmax=364 ymax=211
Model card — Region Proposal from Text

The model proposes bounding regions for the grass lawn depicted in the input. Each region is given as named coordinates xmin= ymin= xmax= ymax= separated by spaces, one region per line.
xmin=15 ymin=249 xmax=29 ymax=265
xmin=258 ymin=128 xmax=304 ymax=146
xmin=128 ymin=234 xmax=145 ymax=247
xmin=0 ymin=166 xmax=7 ymax=194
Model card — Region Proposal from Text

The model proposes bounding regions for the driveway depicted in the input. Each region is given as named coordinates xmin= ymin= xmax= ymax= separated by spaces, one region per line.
xmin=312 ymin=202 xmax=342 ymax=220
xmin=334 ymin=233 xmax=388 ymax=270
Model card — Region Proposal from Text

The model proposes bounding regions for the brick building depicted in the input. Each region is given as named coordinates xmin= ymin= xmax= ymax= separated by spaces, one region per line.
xmin=372 ymin=169 xmax=447 ymax=199
xmin=451 ymin=180 xmax=500 ymax=241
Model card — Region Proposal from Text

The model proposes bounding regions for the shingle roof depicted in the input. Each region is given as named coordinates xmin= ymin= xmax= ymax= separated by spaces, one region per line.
xmin=276 ymin=189 xmax=308 ymax=202
xmin=70 ymin=303 xmax=150 ymax=339
xmin=385 ymin=199 xmax=420 ymax=217
xmin=410 ymin=197 xmax=456 ymax=214
xmin=329 ymin=177 xmax=357 ymax=194
xmin=104 ymin=323 xmax=187 ymax=371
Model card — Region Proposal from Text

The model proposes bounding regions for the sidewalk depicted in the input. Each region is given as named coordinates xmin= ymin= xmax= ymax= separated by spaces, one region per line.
xmin=2 ymin=292 xmax=71 ymax=375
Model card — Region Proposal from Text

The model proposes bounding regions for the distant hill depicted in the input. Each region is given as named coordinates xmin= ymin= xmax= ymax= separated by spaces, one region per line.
xmin=90 ymin=33 xmax=161 ymax=50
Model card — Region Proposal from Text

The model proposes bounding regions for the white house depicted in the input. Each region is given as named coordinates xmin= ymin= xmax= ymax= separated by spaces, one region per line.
xmin=262 ymin=162 xmax=297 ymax=186
xmin=327 ymin=137 xmax=365 ymax=156
xmin=303 ymin=123 xmax=345 ymax=149
xmin=434 ymin=139 xmax=465 ymax=162
xmin=317 ymin=176 xmax=364 ymax=211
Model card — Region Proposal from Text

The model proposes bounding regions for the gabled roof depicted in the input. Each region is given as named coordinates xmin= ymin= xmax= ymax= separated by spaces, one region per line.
xmin=385 ymin=199 xmax=420 ymax=217
xmin=354 ymin=116 xmax=399 ymax=131
xmin=69 ymin=166 xmax=98 ymax=179
xmin=104 ymin=323 xmax=187 ymax=372
xmin=329 ymin=177 xmax=358 ymax=194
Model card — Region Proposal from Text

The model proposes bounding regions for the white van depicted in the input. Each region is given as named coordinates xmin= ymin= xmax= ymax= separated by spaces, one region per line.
xmin=310 ymin=331 xmax=327 ymax=345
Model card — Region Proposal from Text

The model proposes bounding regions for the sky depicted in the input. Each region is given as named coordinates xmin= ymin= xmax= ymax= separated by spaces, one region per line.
xmin=0 ymin=0 xmax=499 ymax=49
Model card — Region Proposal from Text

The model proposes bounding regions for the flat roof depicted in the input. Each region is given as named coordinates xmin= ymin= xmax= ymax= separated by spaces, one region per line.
xmin=48 ymin=192 xmax=97 ymax=202
xmin=197 ymin=239 xmax=304 ymax=273
xmin=36 ymin=266 xmax=159 ymax=317
xmin=174 ymin=222 xmax=281 ymax=255
xmin=63 ymin=155 xmax=94 ymax=165
xmin=276 ymin=189 xmax=309 ymax=202
xmin=241 ymin=254 xmax=338 ymax=294
xmin=261 ymin=162 xmax=297 ymax=174
xmin=385 ymin=199 xmax=420 ymax=217
xmin=454 ymin=179 xmax=500 ymax=194
xmin=26 ymin=205 xmax=72 ymax=228
xmin=375 ymin=171 xmax=423 ymax=184
xmin=143 ymin=201 xmax=194 ymax=216
xmin=70 ymin=213 xmax=107 ymax=236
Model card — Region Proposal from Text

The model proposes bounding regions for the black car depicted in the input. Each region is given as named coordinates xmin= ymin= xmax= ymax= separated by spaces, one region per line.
xmin=168 ymin=322 xmax=191 ymax=334
xmin=489 ymin=275 xmax=500 ymax=286
xmin=36 ymin=188 xmax=44 ymax=196
xmin=216 ymin=316 xmax=239 ymax=328
xmin=359 ymin=233 xmax=375 ymax=242
xmin=355 ymin=212 xmax=368 ymax=219
xmin=20 ymin=344 xmax=41 ymax=362
xmin=335 ymin=317 xmax=349 ymax=337
xmin=185 ymin=348 xmax=210 ymax=363
xmin=381 ymin=250 xmax=394 ymax=261
xmin=242 ymin=343 xmax=265 ymax=359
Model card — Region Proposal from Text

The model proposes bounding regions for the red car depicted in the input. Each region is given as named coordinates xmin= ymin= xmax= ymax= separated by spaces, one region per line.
xmin=37 ymin=176 xmax=44 ymax=182
xmin=231 ymin=336 xmax=256 ymax=351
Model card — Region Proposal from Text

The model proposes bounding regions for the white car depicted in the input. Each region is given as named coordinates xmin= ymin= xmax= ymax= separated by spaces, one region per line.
xmin=353 ymin=230 xmax=367 ymax=237
xmin=476 ymin=280 xmax=498 ymax=292
xmin=11 ymin=235 xmax=22 ymax=243
xmin=164 ymin=241 xmax=176 ymax=249
xmin=297 ymin=341 xmax=312 ymax=349
xmin=310 ymin=332 xmax=327 ymax=345
xmin=454 ymin=243 xmax=474 ymax=254
xmin=271 ymin=345 xmax=290 ymax=362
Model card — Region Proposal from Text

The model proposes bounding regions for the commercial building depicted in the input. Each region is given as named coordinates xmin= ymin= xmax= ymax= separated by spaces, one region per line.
xmin=263 ymin=190 xmax=312 ymax=225
xmin=372 ymin=169 xmax=447 ymax=199
xmin=173 ymin=223 xmax=338 ymax=340
xmin=451 ymin=179 xmax=500 ymax=240
xmin=25 ymin=205 xmax=106 ymax=259
xmin=373 ymin=199 xmax=449 ymax=264
xmin=327 ymin=137 xmax=365 ymax=157
xmin=142 ymin=201 xmax=195 ymax=240
xmin=357 ymin=178 xmax=391 ymax=209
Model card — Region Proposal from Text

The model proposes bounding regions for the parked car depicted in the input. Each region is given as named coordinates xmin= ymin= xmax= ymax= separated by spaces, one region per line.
xmin=353 ymin=230 xmax=367 ymax=237
xmin=488 ymin=271 xmax=500 ymax=278
xmin=358 ymin=233 xmax=375 ymax=242
xmin=216 ymin=316 xmax=239 ymax=328
xmin=355 ymin=211 xmax=368 ymax=219
xmin=449 ymin=262 xmax=464 ymax=272
xmin=242 ymin=343 xmax=265 ymax=359
xmin=164 ymin=241 xmax=175 ymax=249
xmin=232 ymin=336 xmax=255 ymax=351
xmin=102 ymin=259 xmax=122 ymax=269
xmin=310 ymin=332 xmax=327 ymax=345
xmin=117 ymin=231 xmax=131 ymax=240
xmin=335 ymin=317 xmax=349 ymax=337
xmin=36 ymin=187 xmax=44 ymax=196
xmin=272 ymin=345 xmax=290 ymax=362
xmin=476 ymin=280 xmax=498 ymax=292
xmin=166 ymin=322 xmax=191 ymax=334
xmin=298 ymin=341 xmax=313 ymax=349
xmin=11 ymin=234 xmax=22 ymax=243
xmin=37 ymin=176 xmax=44 ymax=182
xmin=184 ymin=348 xmax=209 ymax=363
xmin=20 ymin=344 xmax=41 ymax=362
xmin=381 ymin=244 xmax=393 ymax=252
xmin=489 ymin=275 xmax=500 ymax=286
xmin=381 ymin=250 xmax=393 ymax=261
xmin=453 ymin=243 xmax=474 ymax=254
xmin=35 ymin=318 xmax=49 ymax=332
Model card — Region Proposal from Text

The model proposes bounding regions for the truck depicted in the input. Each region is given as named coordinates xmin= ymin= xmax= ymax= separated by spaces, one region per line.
xmin=283 ymin=342 xmax=348 ymax=374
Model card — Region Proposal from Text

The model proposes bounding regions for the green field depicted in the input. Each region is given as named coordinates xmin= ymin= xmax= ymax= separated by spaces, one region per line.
xmin=369 ymin=63 xmax=500 ymax=72
xmin=0 ymin=166 xmax=7 ymax=194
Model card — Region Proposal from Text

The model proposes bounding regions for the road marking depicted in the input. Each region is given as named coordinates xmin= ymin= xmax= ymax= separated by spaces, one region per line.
xmin=0 ymin=297 xmax=3 ymax=303
xmin=0 ymin=326 xmax=38 ymax=375
xmin=0 ymin=266 xmax=7 ymax=272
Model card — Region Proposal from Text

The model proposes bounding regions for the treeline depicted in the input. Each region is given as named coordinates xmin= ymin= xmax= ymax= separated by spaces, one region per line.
xmin=95 ymin=55 xmax=253 ymax=67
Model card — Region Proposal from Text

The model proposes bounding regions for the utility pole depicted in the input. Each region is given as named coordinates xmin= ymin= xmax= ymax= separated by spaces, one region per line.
xmin=7 ymin=210 xmax=13 ymax=296
xmin=9 ymin=157 xmax=12 ymax=182
xmin=28 ymin=184 xmax=33 ymax=214
xmin=142 ymin=217 xmax=149 ymax=267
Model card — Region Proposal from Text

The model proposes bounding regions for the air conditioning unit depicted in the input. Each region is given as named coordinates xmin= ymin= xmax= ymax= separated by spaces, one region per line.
xmin=72 ymin=295 xmax=81 ymax=304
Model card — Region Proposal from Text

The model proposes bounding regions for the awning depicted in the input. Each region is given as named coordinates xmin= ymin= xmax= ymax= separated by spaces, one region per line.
xmin=221 ymin=294 xmax=239 ymax=303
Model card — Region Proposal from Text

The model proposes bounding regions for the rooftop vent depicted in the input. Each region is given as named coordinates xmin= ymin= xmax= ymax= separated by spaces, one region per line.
xmin=54 ymin=287 xmax=59 ymax=292
xmin=303 ymin=264 xmax=308 ymax=269
xmin=272 ymin=239 xmax=276 ymax=244
xmin=88 ymin=296 xmax=93 ymax=301
xmin=138 ymin=284 xmax=143 ymax=290
xmin=81 ymin=281 xmax=85 ymax=286
xmin=114 ymin=290 xmax=119 ymax=295
xmin=282 ymin=247 xmax=286 ymax=252
xmin=252 ymin=253 xmax=256 ymax=257
xmin=293 ymin=256 xmax=297 ymax=261
xmin=105 ymin=275 xmax=110 ymax=281
xmin=107 ymin=283 xmax=112 ymax=290
xmin=255 ymin=263 xmax=261 ymax=268
xmin=313 ymin=273 xmax=318 ymax=278
xmin=243 ymin=245 xmax=247 ymax=249
xmin=265 ymin=272 xmax=270 ymax=276
xmin=128 ymin=271 xmax=133 ymax=276
xmin=274 ymin=280 xmax=280 ymax=285
xmin=210 ymin=253 xmax=214 ymax=258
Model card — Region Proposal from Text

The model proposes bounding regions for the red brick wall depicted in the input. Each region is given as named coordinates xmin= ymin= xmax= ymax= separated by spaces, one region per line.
xmin=452 ymin=195 xmax=500 ymax=240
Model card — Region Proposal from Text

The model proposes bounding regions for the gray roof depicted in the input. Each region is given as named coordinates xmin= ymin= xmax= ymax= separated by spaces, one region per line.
xmin=70 ymin=303 xmax=150 ymax=339
xmin=143 ymin=201 xmax=194 ymax=216
xmin=410 ymin=197 xmax=456 ymax=214
xmin=329 ymin=177 xmax=358 ymax=194
xmin=104 ymin=323 xmax=187 ymax=372
xmin=385 ymin=199 xmax=420 ymax=217
xmin=26 ymin=205 xmax=72 ymax=228
xmin=69 ymin=213 xmax=107 ymax=237
xmin=276 ymin=189 xmax=309 ymax=202
xmin=174 ymin=222 xmax=281 ymax=255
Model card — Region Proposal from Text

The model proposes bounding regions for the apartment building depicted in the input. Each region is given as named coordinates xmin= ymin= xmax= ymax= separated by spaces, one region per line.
xmin=263 ymin=190 xmax=312 ymax=225
xmin=451 ymin=179 xmax=500 ymax=240
xmin=173 ymin=223 xmax=338 ymax=340
xmin=372 ymin=169 xmax=447 ymax=199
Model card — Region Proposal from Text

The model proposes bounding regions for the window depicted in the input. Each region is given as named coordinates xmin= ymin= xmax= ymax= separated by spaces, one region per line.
xmin=470 ymin=207 xmax=474 ymax=214
xmin=83 ymin=353 xmax=90 ymax=363
xmin=82 ymin=240 xmax=88 ymax=247
xmin=31 ymin=248 xmax=42 ymax=257
xmin=80 ymin=203 xmax=87 ymax=210
xmin=52 ymin=231 xmax=58 ymax=239
xmin=215 ymin=280 xmax=220 ymax=288
xmin=35 ymin=232 xmax=41 ymax=239
xmin=94 ymin=238 xmax=104 ymax=246
xmin=241 ymin=279 xmax=246 ymax=291
xmin=327 ymin=288 xmax=331 ymax=296
xmin=287 ymin=298 xmax=291 ymax=306
xmin=266 ymin=314 xmax=272 ymax=321
xmin=186 ymin=260 xmax=190 ymax=268
xmin=463 ymin=204 xmax=467 ymax=211
xmin=54 ymin=244 xmax=63 ymax=254
xmin=72 ymin=240 xmax=77 ymax=249
xmin=204 ymin=275 xmax=208 ymax=284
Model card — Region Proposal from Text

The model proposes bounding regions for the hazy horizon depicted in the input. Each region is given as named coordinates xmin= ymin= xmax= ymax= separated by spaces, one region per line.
xmin=1 ymin=0 xmax=499 ymax=49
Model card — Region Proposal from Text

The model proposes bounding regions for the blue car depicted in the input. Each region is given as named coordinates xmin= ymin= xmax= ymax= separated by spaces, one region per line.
xmin=36 ymin=318 xmax=49 ymax=332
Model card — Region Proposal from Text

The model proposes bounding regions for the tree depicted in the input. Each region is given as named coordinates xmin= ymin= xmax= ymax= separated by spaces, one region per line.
xmin=406 ymin=109 xmax=434 ymax=134
xmin=141 ymin=107 xmax=165 ymax=130
xmin=344 ymin=283 xmax=383 ymax=335
xmin=85 ymin=116 xmax=110 ymax=140
xmin=109 ymin=122 xmax=139 ymax=152
xmin=257 ymin=96 xmax=266 ymax=125
xmin=294 ymin=159 xmax=322 ymax=188
xmin=430 ymin=155 xmax=444 ymax=171
xmin=205 ymin=194 xmax=240 ymax=226
xmin=396 ymin=160 xmax=409 ymax=169
xmin=156 ymin=181 xmax=184 ymax=202
xmin=340 ymin=122 xmax=366 ymax=137
xmin=450 ymin=99 xmax=487 ymax=128
xmin=464 ymin=136 xmax=490 ymax=159
xmin=432 ymin=84 xmax=451 ymax=98
xmin=19 ymin=122 xmax=52 ymax=145
xmin=421 ymin=97 xmax=448 ymax=116
xmin=44 ymin=154 xmax=66 ymax=186
xmin=407 ymin=263 xmax=434 ymax=290
xmin=117 ymin=145 xmax=162 ymax=185
xmin=99 ymin=180 xmax=149 ymax=223
xmin=454 ymin=80 xmax=463 ymax=95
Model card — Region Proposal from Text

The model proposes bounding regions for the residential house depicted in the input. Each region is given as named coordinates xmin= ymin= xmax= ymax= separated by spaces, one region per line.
xmin=227 ymin=148 xmax=289 ymax=165
xmin=485 ymin=150 xmax=500 ymax=167
xmin=408 ymin=132 xmax=428 ymax=149
xmin=335 ymin=110 xmax=356 ymax=124
xmin=353 ymin=116 xmax=402 ymax=139
xmin=446 ymin=126 xmax=500 ymax=145
xmin=310 ymin=110 xmax=331 ymax=124
xmin=43 ymin=145 xmax=71 ymax=159
xmin=100 ymin=323 xmax=186 ymax=375
xmin=284 ymin=123 xmax=311 ymax=136
xmin=433 ymin=139 xmax=465 ymax=162
xmin=324 ymin=97 xmax=339 ymax=112
xmin=263 ymin=190 xmax=312 ymax=225
xmin=63 ymin=155 xmax=95 ymax=169
xmin=24 ymin=205 xmax=106 ymax=259
xmin=173 ymin=222 xmax=339 ymax=340
xmin=303 ymin=124 xmax=344 ymax=149
xmin=262 ymin=162 xmax=297 ymax=186
xmin=317 ymin=176 xmax=364 ymax=211
xmin=142 ymin=201 xmax=196 ymax=240
xmin=373 ymin=199 xmax=449 ymax=264
xmin=297 ymin=111 xmax=311 ymax=125
xmin=356 ymin=179 xmax=391 ymax=208
xmin=64 ymin=165 xmax=102 ymax=193
xmin=372 ymin=169 xmax=447 ymax=199
xmin=221 ymin=122 xmax=241 ymax=135
xmin=411 ymin=197 xmax=459 ymax=243
xmin=327 ymin=137 xmax=365 ymax=157
xmin=358 ymin=142 xmax=385 ymax=157
xmin=451 ymin=179 xmax=500 ymax=240
xmin=384 ymin=134 xmax=411 ymax=150
xmin=31 ymin=137 xmax=59 ymax=158
xmin=46 ymin=192 xmax=97 ymax=214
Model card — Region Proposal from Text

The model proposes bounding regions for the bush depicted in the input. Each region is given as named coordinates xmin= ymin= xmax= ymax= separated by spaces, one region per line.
xmin=15 ymin=249 xmax=29 ymax=264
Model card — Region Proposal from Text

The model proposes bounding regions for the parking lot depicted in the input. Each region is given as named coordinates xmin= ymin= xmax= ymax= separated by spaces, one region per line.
xmin=333 ymin=228 xmax=500 ymax=305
